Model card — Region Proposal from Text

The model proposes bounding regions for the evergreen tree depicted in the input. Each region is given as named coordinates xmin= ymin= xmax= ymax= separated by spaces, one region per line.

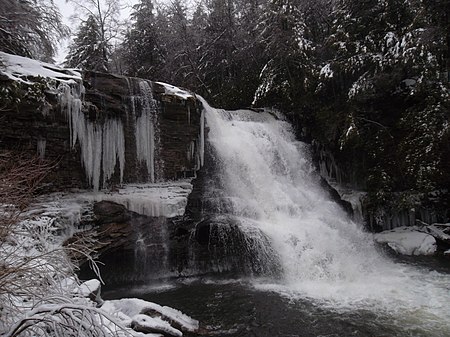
xmin=0 ymin=0 xmax=69 ymax=61
xmin=68 ymin=0 xmax=121 ymax=72
xmin=253 ymin=0 xmax=317 ymax=109
xmin=122 ymin=0 xmax=163 ymax=79
xmin=64 ymin=15 xmax=108 ymax=71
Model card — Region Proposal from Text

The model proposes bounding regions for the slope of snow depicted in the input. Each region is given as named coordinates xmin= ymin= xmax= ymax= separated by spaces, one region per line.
xmin=0 ymin=51 xmax=80 ymax=84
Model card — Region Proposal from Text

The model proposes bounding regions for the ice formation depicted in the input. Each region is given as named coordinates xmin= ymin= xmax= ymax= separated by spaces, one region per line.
xmin=36 ymin=138 xmax=46 ymax=159
xmin=197 ymin=109 xmax=205 ymax=169
xmin=136 ymin=81 xmax=158 ymax=182
xmin=79 ymin=181 xmax=193 ymax=217
xmin=59 ymin=82 xmax=126 ymax=190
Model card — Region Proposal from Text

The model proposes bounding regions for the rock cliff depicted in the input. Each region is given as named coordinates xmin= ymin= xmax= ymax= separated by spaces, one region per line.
xmin=0 ymin=52 xmax=204 ymax=191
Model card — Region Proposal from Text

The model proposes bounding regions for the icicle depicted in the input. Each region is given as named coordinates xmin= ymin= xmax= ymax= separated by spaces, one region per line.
xmin=187 ymin=105 xmax=191 ymax=124
xmin=136 ymin=81 xmax=157 ymax=182
xmin=37 ymin=138 xmax=46 ymax=159
xmin=199 ymin=108 xmax=205 ymax=167
xmin=58 ymin=81 xmax=125 ymax=190
xmin=102 ymin=120 xmax=126 ymax=186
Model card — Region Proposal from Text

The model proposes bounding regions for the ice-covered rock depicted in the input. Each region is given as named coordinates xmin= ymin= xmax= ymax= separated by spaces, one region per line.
xmin=374 ymin=226 xmax=436 ymax=255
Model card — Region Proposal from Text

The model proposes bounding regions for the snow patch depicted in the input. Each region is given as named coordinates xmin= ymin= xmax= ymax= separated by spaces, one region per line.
xmin=0 ymin=51 xmax=81 ymax=84
xmin=75 ymin=279 xmax=101 ymax=297
xmin=320 ymin=63 xmax=333 ymax=78
xmin=155 ymin=81 xmax=194 ymax=100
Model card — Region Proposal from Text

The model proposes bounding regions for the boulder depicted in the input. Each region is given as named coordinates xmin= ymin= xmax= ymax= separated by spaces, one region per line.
xmin=374 ymin=226 xmax=436 ymax=255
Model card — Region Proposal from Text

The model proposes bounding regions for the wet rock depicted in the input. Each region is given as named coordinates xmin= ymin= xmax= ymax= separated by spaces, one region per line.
xmin=93 ymin=200 xmax=130 ymax=225
xmin=0 ymin=63 xmax=203 ymax=192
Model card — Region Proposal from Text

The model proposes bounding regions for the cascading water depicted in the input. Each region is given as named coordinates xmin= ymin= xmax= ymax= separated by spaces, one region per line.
xmin=200 ymin=97 xmax=450 ymax=335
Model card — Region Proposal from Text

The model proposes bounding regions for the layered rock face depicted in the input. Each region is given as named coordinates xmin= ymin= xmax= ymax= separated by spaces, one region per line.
xmin=0 ymin=52 xmax=214 ymax=283
xmin=0 ymin=53 xmax=203 ymax=191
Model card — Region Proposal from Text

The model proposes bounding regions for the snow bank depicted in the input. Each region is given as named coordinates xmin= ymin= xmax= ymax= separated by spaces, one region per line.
xmin=0 ymin=51 xmax=80 ymax=84
xmin=374 ymin=226 xmax=436 ymax=255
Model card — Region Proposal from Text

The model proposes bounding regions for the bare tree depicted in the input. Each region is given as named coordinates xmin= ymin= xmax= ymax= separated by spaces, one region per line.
xmin=0 ymin=151 xmax=111 ymax=336
xmin=67 ymin=0 xmax=122 ymax=71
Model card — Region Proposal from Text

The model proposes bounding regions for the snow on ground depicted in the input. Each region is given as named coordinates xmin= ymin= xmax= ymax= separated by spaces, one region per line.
xmin=374 ymin=226 xmax=436 ymax=255
xmin=2 ymin=195 xmax=198 ymax=336
xmin=0 ymin=51 xmax=80 ymax=84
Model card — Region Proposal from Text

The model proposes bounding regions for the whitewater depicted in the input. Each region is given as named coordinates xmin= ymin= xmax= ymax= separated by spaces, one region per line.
xmin=200 ymin=97 xmax=450 ymax=336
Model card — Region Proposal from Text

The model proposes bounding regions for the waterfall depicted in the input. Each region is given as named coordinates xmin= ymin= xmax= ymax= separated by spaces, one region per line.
xmin=200 ymin=97 xmax=450 ymax=332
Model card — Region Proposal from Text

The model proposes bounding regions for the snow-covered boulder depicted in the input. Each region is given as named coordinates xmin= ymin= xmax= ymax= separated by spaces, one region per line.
xmin=73 ymin=279 xmax=103 ymax=306
xmin=101 ymin=298 xmax=199 ymax=336
xmin=374 ymin=226 xmax=436 ymax=255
